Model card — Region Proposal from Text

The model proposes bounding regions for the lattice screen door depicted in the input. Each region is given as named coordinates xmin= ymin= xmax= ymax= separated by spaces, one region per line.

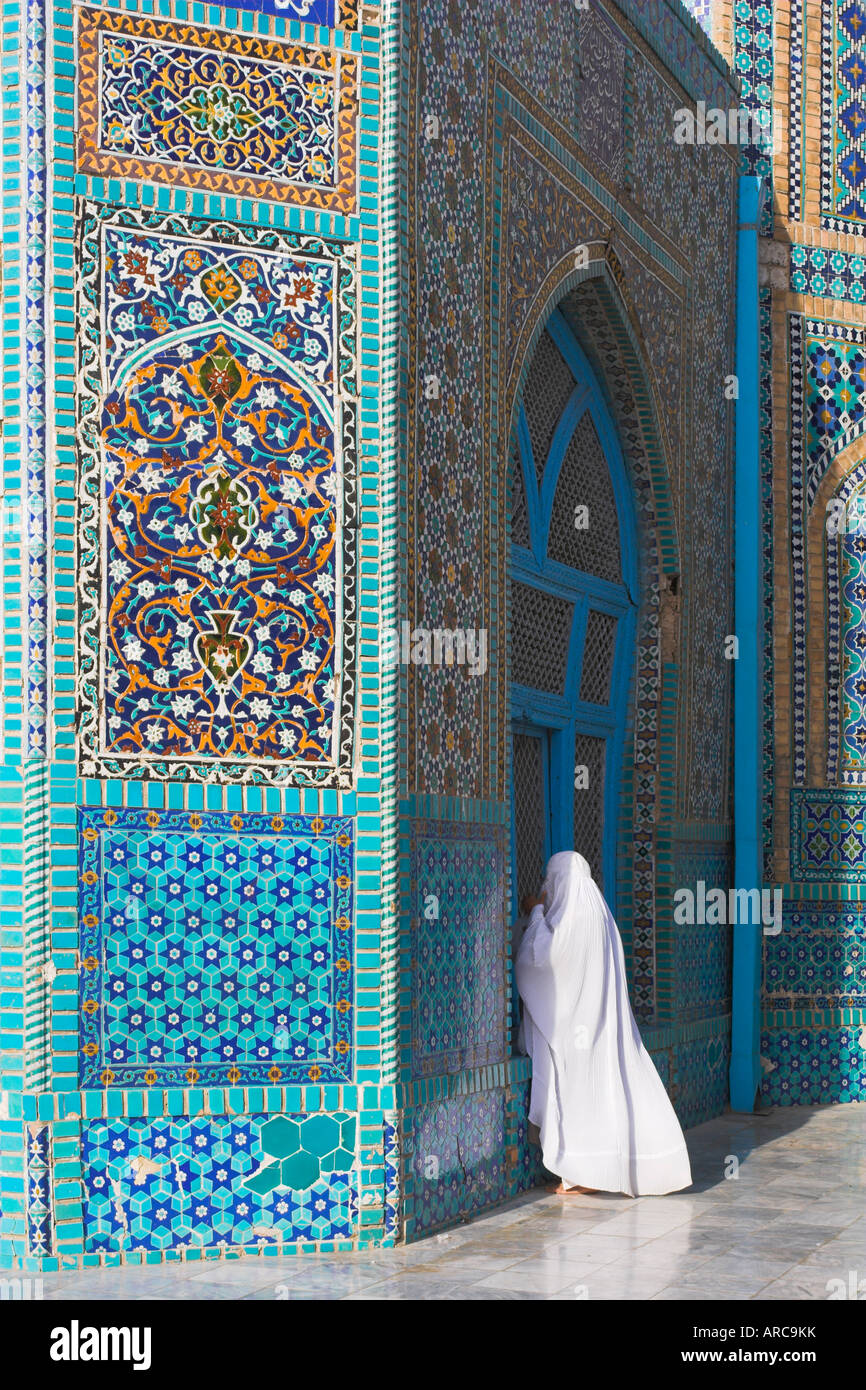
xmin=509 ymin=303 xmax=638 ymax=911
xmin=512 ymin=727 xmax=552 ymax=909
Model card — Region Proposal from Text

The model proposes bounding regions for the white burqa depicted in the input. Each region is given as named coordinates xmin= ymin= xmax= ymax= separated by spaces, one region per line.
xmin=516 ymin=851 xmax=691 ymax=1196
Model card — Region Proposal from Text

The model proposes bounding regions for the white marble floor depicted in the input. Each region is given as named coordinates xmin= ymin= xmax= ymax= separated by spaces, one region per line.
xmin=33 ymin=1104 xmax=866 ymax=1301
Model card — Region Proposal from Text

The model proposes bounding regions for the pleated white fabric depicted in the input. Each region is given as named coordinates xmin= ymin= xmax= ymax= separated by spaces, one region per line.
xmin=515 ymin=850 xmax=692 ymax=1196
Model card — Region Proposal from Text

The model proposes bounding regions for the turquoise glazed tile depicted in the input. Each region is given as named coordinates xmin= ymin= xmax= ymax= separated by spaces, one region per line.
xmin=81 ymin=1113 xmax=358 ymax=1252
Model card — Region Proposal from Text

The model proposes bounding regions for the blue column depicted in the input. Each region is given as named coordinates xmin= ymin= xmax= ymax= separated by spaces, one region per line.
xmin=730 ymin=174 xmax=767 ymax=1112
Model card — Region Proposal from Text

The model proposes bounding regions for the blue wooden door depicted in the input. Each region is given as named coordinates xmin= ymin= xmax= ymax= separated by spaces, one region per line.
xmin=509 ymin=307 xmax=638 ymax=914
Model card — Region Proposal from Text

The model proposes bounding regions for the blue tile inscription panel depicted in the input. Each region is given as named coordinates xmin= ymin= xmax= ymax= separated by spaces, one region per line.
xmin=78 ymin=806 xmax=354 ymax=1087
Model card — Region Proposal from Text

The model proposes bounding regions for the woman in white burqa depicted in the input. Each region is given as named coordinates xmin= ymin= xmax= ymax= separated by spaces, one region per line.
xmin=516 ymin=850 xmax=691 ymax=1196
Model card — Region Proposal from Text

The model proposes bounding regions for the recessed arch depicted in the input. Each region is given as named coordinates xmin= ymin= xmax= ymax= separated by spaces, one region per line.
xmin=502 ymin=253 xmax=682 ymax=1021
xmin=807 ymin=438 xmax=866 ymax=787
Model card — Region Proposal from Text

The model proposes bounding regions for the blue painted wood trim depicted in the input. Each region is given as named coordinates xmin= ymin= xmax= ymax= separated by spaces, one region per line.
xmin=509 ymin=308 xmax=640 ymax=917
xmin=730 ymin=174 xmax=767 ymax=1112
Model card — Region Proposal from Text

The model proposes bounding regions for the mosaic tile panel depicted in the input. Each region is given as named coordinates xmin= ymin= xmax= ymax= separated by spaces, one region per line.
xmin=790 ymin=788 xmax=866 ymax=880
xmin=826 ymin=461 xmax=866 ymax=783
xmin=509 ymin=1079 xmax=548 ymax=1193
xmin=791 ymin=244 xmax=866 ymax=303
xmin=803 ymin=318 xmax=866 ymax=494
xmin=382 ymin=1117 xmax=400 ymax=1242
xmin=669 ymin=1031 xmax=730 ymax=1128
xmin=760 ymin=287 xmax=775 ymax=880
xmin=839 ymin=519 xmax=866 ymax=774
xmin=409 ymin=1091 xmax=507 ymax=1237
xmin=410 ymin=821 xmax=508 ymax=1079
xmin=790 ymin=315 xmax=866 ymax=786
xmin=24 ymin=0 xmax=47 ymax=751
xmin=733 ymin=0 xmax=774 ymax=234
xmin=25 ymin=1124 xmax=53 ymax=1258
xmin=789 ymin=313 xmax=809 ymax=787
xmin=81 ymin=1113 xmax=358 ymax=1252
xmin=671 ymin=848 xmax=733 ymax=1023
xmin=78 ymin=806 xmax=354 ymax=1088
xmin=761 ymin=1027 xmax=866 ymax=1104
xmin=764 ymin=905 xmax=866 ymax=1006
xmin=76 ymin=203 xmax=357 ymax=786
xmin=77 ymin=9 xmax=358 ymax=211
xmin=821 ymin=0 xmax=866 ymax=232
xmin=790 ymin=0 xmax=804 ymax=220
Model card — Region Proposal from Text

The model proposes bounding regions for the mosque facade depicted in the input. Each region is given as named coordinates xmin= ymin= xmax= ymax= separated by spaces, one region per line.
xmin=0 ymin=0 xmax=861 ymax=1269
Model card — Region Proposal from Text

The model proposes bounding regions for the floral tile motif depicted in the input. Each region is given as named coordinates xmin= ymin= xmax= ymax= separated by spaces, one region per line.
xmin=81 ymin=1114 xmax=358 ymax=1252
xmin=76 ymin=202 xmax=357 ymax=785
xmin=78 ymin=806 xmax=354 ymax=1088
xmin=790 ymin=788 xmax=866 ymax=879
xmin=77 ymin=9 xmax=358 ymax=211
xmin=410 ymin=821 xmax=508 ymax=1079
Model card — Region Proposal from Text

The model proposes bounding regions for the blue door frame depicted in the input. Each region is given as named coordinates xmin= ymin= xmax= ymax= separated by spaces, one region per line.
xmin=510 ymin=307 xmax=639 ymax=918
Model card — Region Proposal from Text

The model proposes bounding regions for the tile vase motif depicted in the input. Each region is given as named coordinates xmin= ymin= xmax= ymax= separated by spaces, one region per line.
xmin=75 ymin=203 xmax=357 ymax=786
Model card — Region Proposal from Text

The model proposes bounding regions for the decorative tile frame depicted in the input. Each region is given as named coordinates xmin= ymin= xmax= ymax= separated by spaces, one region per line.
xmin=78 ymin=805 xmax=355 ymax=1087
xmin=76 ymin=7 xmax=358 ymax=212
xmin=75 ymin=200 xmax=358 ymax=786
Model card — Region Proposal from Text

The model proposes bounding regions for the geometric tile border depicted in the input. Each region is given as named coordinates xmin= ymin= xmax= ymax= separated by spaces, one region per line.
xmin=24 ymin=1123 xmax=53 ymax=1258
xmin=792 ymin=244 xmax=866 ymax=304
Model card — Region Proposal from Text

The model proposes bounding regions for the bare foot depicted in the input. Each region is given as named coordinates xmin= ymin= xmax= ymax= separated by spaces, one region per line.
xmin=546 ymin=1182 xmax=599 ymax=1195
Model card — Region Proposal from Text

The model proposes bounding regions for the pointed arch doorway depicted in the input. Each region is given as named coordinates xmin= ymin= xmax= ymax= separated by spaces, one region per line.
xmin=509 ymin=306 xmax=639 ymax=921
